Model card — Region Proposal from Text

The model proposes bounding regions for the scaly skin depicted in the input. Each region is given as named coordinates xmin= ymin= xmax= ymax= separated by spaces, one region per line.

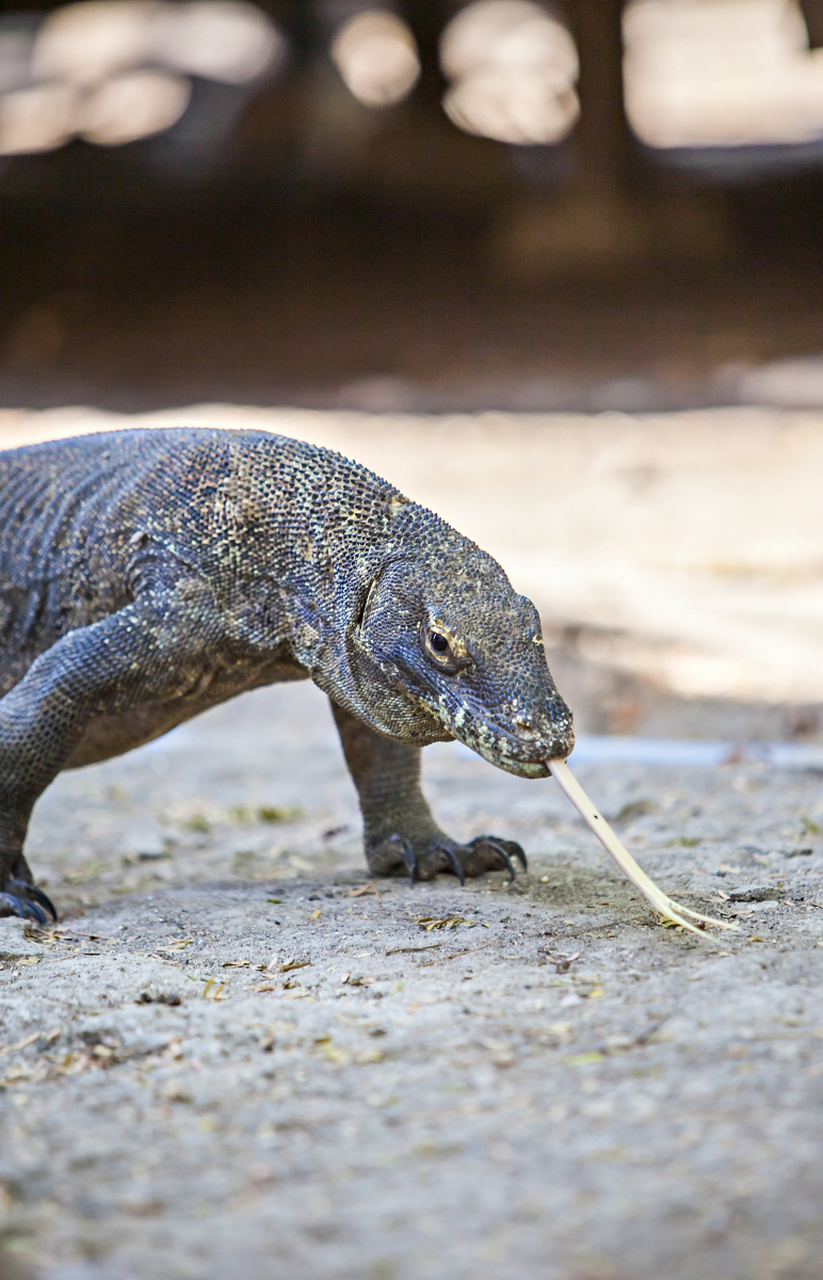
xmin=0 ymin=428 xmax=574 ymax=920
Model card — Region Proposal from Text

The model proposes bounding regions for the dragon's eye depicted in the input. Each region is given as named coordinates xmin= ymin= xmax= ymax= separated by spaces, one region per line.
xmin=421 ymin=623 xmax=469 ymax=674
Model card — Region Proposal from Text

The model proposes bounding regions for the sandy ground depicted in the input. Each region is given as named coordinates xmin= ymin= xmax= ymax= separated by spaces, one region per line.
xmin=2 ymin=683 xmax=823 ymax=1280
xmin=3 ymin=406 xmax=823 ymax=1279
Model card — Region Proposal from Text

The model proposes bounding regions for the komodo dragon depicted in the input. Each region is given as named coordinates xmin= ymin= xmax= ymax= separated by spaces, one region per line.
xmin=0 ymin=427 xmax=574 ymax=922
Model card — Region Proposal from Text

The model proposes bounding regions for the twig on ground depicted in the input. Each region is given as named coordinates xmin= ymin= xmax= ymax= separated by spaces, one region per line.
xmin=419 ymin=937 xmax=496 ymax=966
xmin=385 ymin=943 xmax=443 ymax=955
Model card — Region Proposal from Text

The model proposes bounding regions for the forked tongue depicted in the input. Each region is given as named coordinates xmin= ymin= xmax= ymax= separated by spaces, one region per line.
xmin=547 ymin=757 xmax=738 ymax=937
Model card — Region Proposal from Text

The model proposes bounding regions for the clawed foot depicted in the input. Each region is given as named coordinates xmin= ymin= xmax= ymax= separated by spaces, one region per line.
xmin=0 ymin=878 xmax=57 ymax=925
xmin=368 ymin=833 xmax=527 ymax=885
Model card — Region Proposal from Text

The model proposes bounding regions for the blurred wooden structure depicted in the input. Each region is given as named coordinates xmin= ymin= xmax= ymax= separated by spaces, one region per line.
xmin=2 ymin=0 xmax=823 ymax=405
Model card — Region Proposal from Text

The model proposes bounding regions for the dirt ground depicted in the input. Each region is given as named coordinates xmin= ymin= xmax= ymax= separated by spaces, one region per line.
xmin=2 ymin=407 xmax=823 ymax=1280
xmin=3 ymin=682 xmax=823 ymax=1280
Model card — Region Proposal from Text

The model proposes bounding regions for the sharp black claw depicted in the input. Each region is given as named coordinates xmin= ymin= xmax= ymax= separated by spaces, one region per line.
xmin=0 ymin=893 xmax=47 ymax=924
xmin=498 ymin=850 xmax=517 ymax=883
xmin=28 ymin=886 xmax=57 ymax=922
xmin=432 ymin=843 xmax=465 ymax=886
xmin=9 ymin=878 xmax=56 ymax=922
xmin=481 ymin=838 xmax=517 ymax=882
xmin=388 ymin=834 xmax=417 ymax=885
xmin=511 ymin=844 xmax=528 ymax=872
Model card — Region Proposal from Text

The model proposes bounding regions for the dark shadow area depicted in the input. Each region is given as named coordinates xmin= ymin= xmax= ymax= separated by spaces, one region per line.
xmin=1 ymin=0 xmax=823 ymax=410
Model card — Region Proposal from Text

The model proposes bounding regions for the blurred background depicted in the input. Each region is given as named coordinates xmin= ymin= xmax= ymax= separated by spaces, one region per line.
xmin=3 ymin=0 xmax=823 ymax=744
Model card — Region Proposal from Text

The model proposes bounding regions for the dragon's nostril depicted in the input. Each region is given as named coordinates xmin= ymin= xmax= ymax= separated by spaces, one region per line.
xmin=515 ymin=718 xmax=538 ymax=739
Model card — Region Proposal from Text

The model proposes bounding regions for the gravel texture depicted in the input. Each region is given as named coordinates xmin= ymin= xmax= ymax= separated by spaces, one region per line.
xmin=3 ymin=403 xmax=823 ymax=1279
xmin=1 ymin=683 xmax=823 ymax=1280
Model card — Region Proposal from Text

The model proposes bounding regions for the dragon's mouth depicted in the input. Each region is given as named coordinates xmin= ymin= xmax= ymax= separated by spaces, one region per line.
xmin=475 ymin=745 xmax=553 ymax=778
xmin=446 ymin=722 xmax=568 ymax=777
xmin=391 ymin=672 xmax=574 ymax=768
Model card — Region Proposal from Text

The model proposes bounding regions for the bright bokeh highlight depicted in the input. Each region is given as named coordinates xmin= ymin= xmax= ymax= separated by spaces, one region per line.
xmin=439 ymin=0 xmax=579 ymax=145
xmin=0 ymin=0 xmax=284 ymax=155
xmin=624 ymin=0 xmax=823 ymax=148
xmin=331 ymin=10 xmax=420 ymax=108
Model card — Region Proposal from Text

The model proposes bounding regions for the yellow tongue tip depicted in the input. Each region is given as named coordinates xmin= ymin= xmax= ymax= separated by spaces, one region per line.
xmin=546 ymin=757 xmax=739 ymax=936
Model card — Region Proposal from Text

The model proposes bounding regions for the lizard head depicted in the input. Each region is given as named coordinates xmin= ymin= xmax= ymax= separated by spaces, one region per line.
xmin=345 ymin=540 xmax=574 ymax=777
